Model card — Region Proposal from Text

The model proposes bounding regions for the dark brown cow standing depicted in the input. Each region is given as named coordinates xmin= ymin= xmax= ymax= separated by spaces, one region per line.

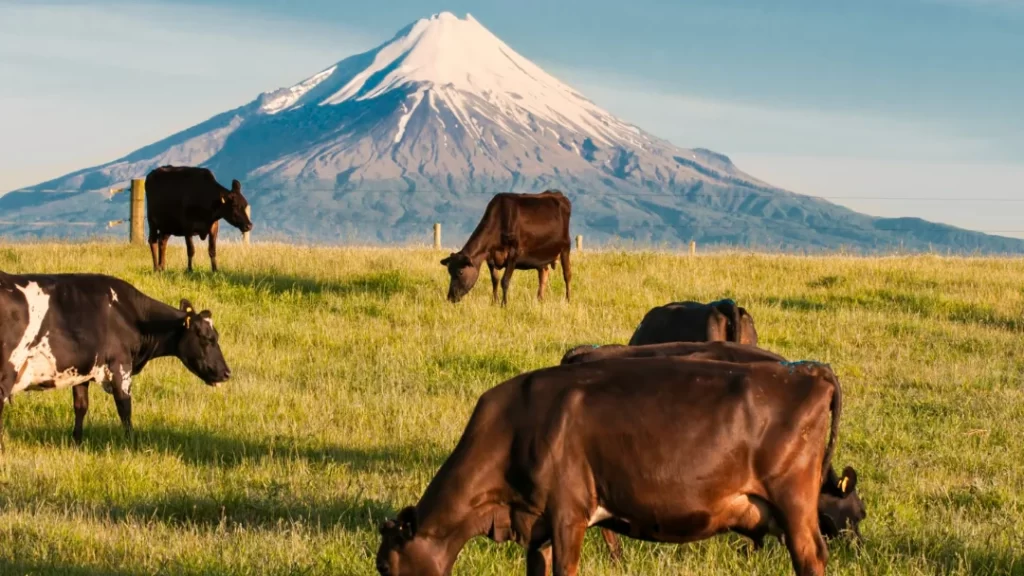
xmin=629 ymin=299 xmax=758 ymax=346
xmin=560 ymin=341 xmax=866 ymax=560
xmin=377 ymin=357 xmax=842 ymax=576
xmin=441 ymin=191 xmax=571 ymax=306
xmin=145 ymin=166 xmax=253 ymax=272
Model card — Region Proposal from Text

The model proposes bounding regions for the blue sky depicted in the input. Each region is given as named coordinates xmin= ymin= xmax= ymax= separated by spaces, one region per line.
xmin=1 ymin=0 xmax=1022 ymax=235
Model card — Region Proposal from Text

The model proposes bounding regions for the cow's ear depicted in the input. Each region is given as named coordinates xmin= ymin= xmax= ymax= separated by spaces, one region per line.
xmin=396 ymin=506 xmax=418 ymax=540
xmin=440 ymin=256 xmax=451 ymax=266
xmin=839 ymin=467 xmax=858 ymax=495
xmin=179 ymin=299 xmax=194 ymax=314
xmin=199 ymin=310 xmax=213 ymax=319
xmin=231 ymin=179 xmax=241 ymax=193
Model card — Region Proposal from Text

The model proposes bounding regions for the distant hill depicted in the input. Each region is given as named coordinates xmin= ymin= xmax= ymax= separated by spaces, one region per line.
xmin=3 ymin=12 xmax=1021 ymax=253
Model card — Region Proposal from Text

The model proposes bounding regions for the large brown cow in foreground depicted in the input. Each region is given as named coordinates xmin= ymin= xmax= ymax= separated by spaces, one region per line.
xmin=377 ymin=357 xmax=842 ymax=576
xmin=629 ymin=299 xmax=758 ymax=346
xmin=560 ymin=341 xmax=866 ymax=561
xmin=145 ymin=166 xmax=253 ymax=272
xmin=441 ymin=191 xmax=571 ymax=306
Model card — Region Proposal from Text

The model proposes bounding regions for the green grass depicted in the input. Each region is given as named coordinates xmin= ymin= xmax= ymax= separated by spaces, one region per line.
xmin=0 ymin=242 xmax=1022 ymax=575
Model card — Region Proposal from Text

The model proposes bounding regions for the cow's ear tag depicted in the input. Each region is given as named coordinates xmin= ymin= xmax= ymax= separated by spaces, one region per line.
xmin=185 ymin=316 xmax=191 ymax=329
xmin=839 ymin=476 xmax=849 ymax=493
xmin=221 ymin=197 xmax=226 ymax=204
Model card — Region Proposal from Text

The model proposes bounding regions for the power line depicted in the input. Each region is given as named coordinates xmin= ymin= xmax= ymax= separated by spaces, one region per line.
xmin=8 ymin=187 xmax=1024 ymax=203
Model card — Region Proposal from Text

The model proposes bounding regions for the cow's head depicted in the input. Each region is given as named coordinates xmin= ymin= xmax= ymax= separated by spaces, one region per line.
xmin=220 ymin=180 xmax=253 ymax=234
xmin=819 ymin=466 xmax=866 ymax=541
xmin=176 ymin=299 xmax=231 ymax=386
xmin=376 ymin=507 xmax=442 ymax=575
xmin=440 ymin=252 xmax=478 ymax=303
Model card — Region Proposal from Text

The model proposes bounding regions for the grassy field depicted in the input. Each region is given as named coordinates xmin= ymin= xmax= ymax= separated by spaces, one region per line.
xmin=0 ymin=242 xmax=1022 ymax=575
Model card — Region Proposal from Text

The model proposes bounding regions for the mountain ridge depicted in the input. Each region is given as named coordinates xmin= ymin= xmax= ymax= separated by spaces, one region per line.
xmin=2 ymin=11 xmax=1021 ymax=254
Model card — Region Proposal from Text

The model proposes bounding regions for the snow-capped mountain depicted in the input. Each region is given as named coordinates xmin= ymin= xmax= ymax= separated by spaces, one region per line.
xmin=3 ymin=12 xmax=1022 ymax=253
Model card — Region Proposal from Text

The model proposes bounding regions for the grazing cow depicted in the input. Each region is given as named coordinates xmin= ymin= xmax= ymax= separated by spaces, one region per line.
xmin=559 ymin=341 xmax=866 ymax=560
xmin=0 ymin=271 xmax=231 ymax=443
xmin=377 ymin=357 xmax=842 ymax=576
xmin=441 ymin=191 xmax=571 ymax=306
xmin=145 ymin=165 xmax=253 ymax=272
xmin=629 ymin=299 xmax=758 ymax=346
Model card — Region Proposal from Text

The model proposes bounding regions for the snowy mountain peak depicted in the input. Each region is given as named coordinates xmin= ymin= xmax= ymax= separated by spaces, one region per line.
xmin=256 ymin=12 xmax=641 ymax=145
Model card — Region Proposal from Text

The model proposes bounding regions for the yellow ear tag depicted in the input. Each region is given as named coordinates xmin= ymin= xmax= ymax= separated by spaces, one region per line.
xmin=839 ymin=477 xmax=849 ymax=493
xmin=185 ymin=317 xmax=191 ymax=329
xmin=221 ymin=197 xmax=226 ymax=204
xmin=186 ymin=307 xmax=193 ymax=314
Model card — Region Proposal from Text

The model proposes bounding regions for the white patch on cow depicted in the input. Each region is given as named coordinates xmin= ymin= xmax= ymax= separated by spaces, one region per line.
xmin=588 ymin=506 xmax=613 ymax=527
xmin=119 ymin=366 xmax=133 ymax=396
xmin=8 ymin=282 xmax=50 ymax=376
xmin=109 ymin=288 xmax=119 ymax=303
xmin=203 ymin=317 xmax=213 ymax=329
xmin=11 ymin=337 xmax=99 ymax=393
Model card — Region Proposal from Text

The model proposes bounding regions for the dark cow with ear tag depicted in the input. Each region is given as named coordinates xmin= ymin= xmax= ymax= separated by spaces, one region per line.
xmin=145 ymin=165 xmax=253 ymax=272
xmin=629 ymin=299 xmax=758 ymax=346
xmin=819 ymin=466 xmax=866 ymax=541
xmin=0 ymin=271 xmax=231 ymax=444
xmin=441 ymin=191 xmax=571 ymax=306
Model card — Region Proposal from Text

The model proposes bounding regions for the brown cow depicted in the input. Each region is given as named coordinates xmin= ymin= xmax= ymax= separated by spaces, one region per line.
xmin=441 ymin=191 xmax=571 ymax=306
xmin=145 ymin=166 xmax=253 ymax=272
xmin=629 ymin=299 xmax=758 ymax=346
xmin=377 ymin=357 xmax=841 ymax=576
xmin=559 ymin=341 xmax=866 ymax=561
xmin=560 ymin=340 xmax=783 ymax=366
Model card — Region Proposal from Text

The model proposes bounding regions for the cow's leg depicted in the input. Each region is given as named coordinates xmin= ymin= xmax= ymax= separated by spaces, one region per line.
xmin=158 ymin=235 xmax=170 ymax=271
xmin=777 ymin=492 xmax=828 ymax=576
xmin=148 ymin=229 xmax=161 ymax=272
xmin=526 ymin=545 xmax=552 ymax=576
xmin=208 ymin=220 xmax=220 ymax=273
xmin=600 ymin=528 xmax=623 ymax=562
xmin=110 ymin=370 xmax=133 ymax=439
xmin=550 ymin=515 xmax=587 ymax=576
xmin=537 ymin=266 xmax=550 ymax=302
xmin=559 ymin=248 xmax=572 ymax=302
xmin=487 ymin=261 xmax=500 ymax=304
xmin=499 ymin=259 xmax=517 ymax=307
xmin=71 ymin=382 xmax=89 ymax=445
xmin=185 ymin=235 xmax=196 ymax=273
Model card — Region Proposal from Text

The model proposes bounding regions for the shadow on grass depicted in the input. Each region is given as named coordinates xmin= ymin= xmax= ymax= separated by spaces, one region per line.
xmin=220 ymin=269 xmax=416 ymax=299
xmin=0 ymin=561 xmax=145 ymax=576
xmin=159 ymin=268 xmax=427 ymax=299
xmin=8 ymin=421 xmax=449 ymax=474
xmin=764 ymin=290 xmax=1022 ymax=333
xmin=888 ymin=532 xmax=1024 ymax=575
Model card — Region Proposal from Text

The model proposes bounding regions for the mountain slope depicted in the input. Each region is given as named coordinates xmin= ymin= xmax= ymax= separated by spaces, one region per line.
xmin=2 ymin=12 xmax=1021 ymax=253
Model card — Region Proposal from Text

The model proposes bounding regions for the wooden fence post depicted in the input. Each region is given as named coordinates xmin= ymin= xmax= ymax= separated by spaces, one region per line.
xmin=130 ymin=179 xmax=145 ymax=245
xmin=575 ymin=234 xmax=583 ymax=253
xmin=433 ymin=223 xmax=441 ymax=250
xmin=689 ymin=240 xmax=696 ymax=256
xmin=243 ymin=205 xmax=251 ymax=245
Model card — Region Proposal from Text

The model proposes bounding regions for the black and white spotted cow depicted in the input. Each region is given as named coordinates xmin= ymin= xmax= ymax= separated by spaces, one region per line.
xmin=0 ymin=271 xmax=231 ymax=443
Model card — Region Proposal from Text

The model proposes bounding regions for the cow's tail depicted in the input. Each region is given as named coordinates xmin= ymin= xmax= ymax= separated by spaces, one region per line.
xmin=821 ymin=366 xmax=843 ymax=482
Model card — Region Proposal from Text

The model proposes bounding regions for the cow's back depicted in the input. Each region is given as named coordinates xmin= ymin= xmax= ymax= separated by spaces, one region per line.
xmin=629 ymin=302 xmax=723 ymax=345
